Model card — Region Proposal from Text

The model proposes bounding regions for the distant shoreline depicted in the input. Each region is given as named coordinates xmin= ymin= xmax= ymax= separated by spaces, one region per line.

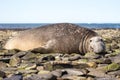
xmin=0 ymin=28 xmax=120 ymax=31
xmin=0 ymin=23 xmax=120 ymax=29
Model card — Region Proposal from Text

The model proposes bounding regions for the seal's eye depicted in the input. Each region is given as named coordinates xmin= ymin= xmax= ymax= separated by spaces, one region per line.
xmin=101 ymin=39 xmax=103 ymax=41
xmin=90 ymin=40 xmax=92 ymax=42
xmin=99 ymin=39 xmax=103 ymax=41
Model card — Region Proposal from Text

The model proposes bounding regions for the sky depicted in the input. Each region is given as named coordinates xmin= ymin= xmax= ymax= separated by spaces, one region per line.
xmin=0 ymin=0 xmax=120 ymax=23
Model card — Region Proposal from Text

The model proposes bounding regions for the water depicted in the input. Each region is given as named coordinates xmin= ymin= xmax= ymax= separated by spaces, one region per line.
xmin=0 ymin=23 xmax=120 ymax=29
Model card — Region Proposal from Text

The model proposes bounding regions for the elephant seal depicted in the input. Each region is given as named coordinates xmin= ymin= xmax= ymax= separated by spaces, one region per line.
xmin=4 ymin=23 xmax=105 ymax=54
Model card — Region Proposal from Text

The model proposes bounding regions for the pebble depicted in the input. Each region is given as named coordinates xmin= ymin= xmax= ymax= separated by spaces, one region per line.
xmin=3 ymin=75 xmax=23 ymax=80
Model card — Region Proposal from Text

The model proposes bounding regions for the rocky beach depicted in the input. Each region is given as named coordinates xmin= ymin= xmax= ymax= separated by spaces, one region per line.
xmin=0 ymin=29 xmax=120 ymax=80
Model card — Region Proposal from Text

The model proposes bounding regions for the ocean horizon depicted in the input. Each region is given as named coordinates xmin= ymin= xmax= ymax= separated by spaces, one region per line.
xmin=0 ymin=23 xmax=120 ymax=29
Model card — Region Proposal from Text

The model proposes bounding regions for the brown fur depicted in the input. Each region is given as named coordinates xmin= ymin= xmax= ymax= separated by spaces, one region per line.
xmin=4 ymin=23 xmax=104 ymax=54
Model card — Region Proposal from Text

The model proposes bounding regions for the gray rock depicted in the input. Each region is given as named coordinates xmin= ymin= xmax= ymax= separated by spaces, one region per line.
xmin=14 ymin=51 xmax=27 ymax=58
xmin=68 ymin=55 xmax=81 ymax=61
xmin=3 ymin=75 xmax=22 ymax=80
xmin=88 ymin=68 xmax=111 ymax=78
xmin=9 ymin=56 xmax=21 ymax=67
xmin=0 ymin=70 xmax=5 ymax=78
xmin=110 ymin=54 xmax=120 ymax=63
xmin=0 ymin=49 xmax=17 ymax=56
xmin=84 ymin=52 xmax=101 ymax=59
xmin=61 ymin=75 xmax=87 ymax=80
xmin=0 ymin=61 xmax=7 ymax=69
xmin=21 ymin=52 xmax=37 ymax=60
xmin=0 ymin=57 xmax=11 ymax=63
xmin=25 ymin=73 xmax=57 ymax=80
xmin=62 ymin=68 xmax=89 ymax=76
xmin=95 ymin=77 xmax=117 ymax=80
xmin=41 ymin=55 xmax=55 ymax=61
xmin=51 ymin=70 xmax=66 ymax=78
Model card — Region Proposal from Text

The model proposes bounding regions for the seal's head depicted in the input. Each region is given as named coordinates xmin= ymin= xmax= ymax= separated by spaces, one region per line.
xmin=88 ymin=36 xmax=105 ymax=53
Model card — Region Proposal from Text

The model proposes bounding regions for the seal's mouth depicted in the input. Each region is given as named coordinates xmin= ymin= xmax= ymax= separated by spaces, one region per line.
xmin=90 ymin=42 xmax=105 ymax=53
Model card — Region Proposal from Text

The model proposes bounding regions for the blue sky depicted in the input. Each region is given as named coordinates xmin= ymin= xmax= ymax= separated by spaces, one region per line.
xmin=0 ymin=0 xmax=120 ymax=23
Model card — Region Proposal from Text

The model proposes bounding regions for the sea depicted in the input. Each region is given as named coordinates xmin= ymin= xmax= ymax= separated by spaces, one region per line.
xmin=0 ymin=23 xmax=120 ymax=29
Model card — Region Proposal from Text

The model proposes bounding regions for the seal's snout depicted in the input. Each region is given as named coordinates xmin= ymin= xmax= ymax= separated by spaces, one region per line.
xmin=89 ymin=36 xmax=105 ymax=53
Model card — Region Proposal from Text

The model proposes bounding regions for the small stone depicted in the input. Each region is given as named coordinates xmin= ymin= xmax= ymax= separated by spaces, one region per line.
xmin=95 ymin=77 xmax=117 ymax=80
xmin=0 ymin=49 xmax=18 ymax=56
xmin=84 ymin=52 xmax=101 ymax=59
xmin=104 ymin=63 xmax=120 ymax=72
xmin=88 ymin=68 xmax=109 ymax=78
xmin=68 ymin=55 xmax=81 ymax=61
xmin=110 ymin=53 xmax=120 ymax=63
xmin=0 ymin=61 xmax=7 ymax=69
xmin=38 ymin=70 xmax=50 ymax=74
xmin=0 ymin=71 xmax=6 ymax=78
xmin=26 ymin=73 xmax=57 ymax=80
xmin=14 ymin=51 xmax=27 ymax=58
xmin=25 ymin=63 xmax=36 ymax=70
xmin=42 ymin=55 xmax=55 ymax=61
xmin=62 ymin=75 xmax=87 ymax=80
xmin=3 ymin=75 xmax=23 ymax=80
xmin=87 ymin=62 xmax=97 ymax=68
xmin=51 ymin=70 xmax=64 ymax=78
xmin=0 ymin=57 xmax=11 ymax=63
xmin=36 ymin=66 xmax=44 ymax=71
xmin=9 ymin=56 xmax=21 ymax=67
xmin=2 ymin=68 xmax=17 ymax=76
xmin=22 ymin=52 xmax=39 ymax=60
xmin=17 ymin=70 xmax=38 ymax=74
xmin=63 ymin=68 xmax=88 ymax=76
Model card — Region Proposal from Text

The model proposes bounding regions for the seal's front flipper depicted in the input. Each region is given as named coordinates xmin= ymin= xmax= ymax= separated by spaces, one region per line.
xmin=30 ymin=47 xmax=53 ymax=53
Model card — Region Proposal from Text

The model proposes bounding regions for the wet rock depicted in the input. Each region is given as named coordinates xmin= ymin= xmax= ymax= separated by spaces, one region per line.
xmin=95 ymin=58 xmax=112 ymax=64
xmin=41 ymin=55 xmax=55 ymax=62
xmin=84 ymin=52 xmax=101 ymax=59
xmin=0 ymin=57 xmax=11 ymax=63
xmin=0 ymin=71 xmax=6 ymax=78
xmin=38 ymin=70 xmax=50 ymax=74
xmin=87 ymin=62 xmax=97 ymax=68
xmin=17 ymin=63 xmax=36 ymax=71
xmin=3 ymin=75 xmax=23 ymax=80
xmin=36 ymin=66 xmax=44 ymax=71
xmin=111 ymin=43 xmax=119 ymax=49
xmin=51 ymin=70 xmax=65 ymax=78
xmin=17 ymin=70 xmax=38 ymax=74
xmin=78 ymin=59 xmax=88 ymax=63
xmin=103 ymin=63 xmax=120 ymax=72
xmin=14 ymin=51 xmax=27 ymax=58
xmin=44 ymin=61 xmax=73 ymax=71
xmin=22 ymin=52 xmax=40 ymax=60
xmin=0 ymin=49 xmax=18 ymax=56
xmin=109 ymin=54 xmax=120 ymax=63
xmin=25 ymin=73 xmax=57 ymax=80
xmin=0 ymin=61 xmax=7 ymax=69
xmin=68 ymin=54 xmax=81 ymax=61
xmin=61 ymin=75 xmax=87 ymax=80
xmin=9 ymin=56 xmax=21 ymax=67
xmin=62 ymin=68 xmax=89 ymax=76
xmin=2 ymin=68 xmax=17 ymax=77
xmin=25 ymin=63 xmax=36 ymax=70
xmin=88 ymin=68 xmax=110 ymax=78
xmin=107 ymin=70 xmax=120 ymax=76
xmin=95 ymin=77 xmax=117 ymax=80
